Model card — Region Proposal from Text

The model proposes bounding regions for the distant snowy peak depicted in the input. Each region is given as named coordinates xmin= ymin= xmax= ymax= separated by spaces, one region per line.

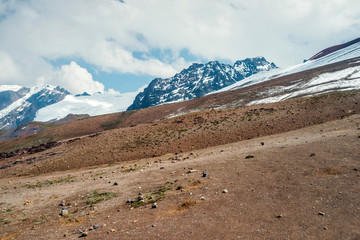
xmin=234 ymin=57 xmax=277 ymax=76
xmin=0 ymin=85 xmax=24 ymax=92
xmin=0 ymin=85 xmax=69 ymax=129
xmin=127 ymin=57 xmax=277 ymax=110
xmin=75 ymin=92 xmax=91 ymax=97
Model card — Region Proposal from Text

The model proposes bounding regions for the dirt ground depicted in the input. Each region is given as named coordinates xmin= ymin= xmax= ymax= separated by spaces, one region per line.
xmin=1 ymin=114 xmax=359 ymax=240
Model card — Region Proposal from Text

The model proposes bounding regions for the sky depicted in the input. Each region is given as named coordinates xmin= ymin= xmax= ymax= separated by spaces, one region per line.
xmin=0 ymin=0 xmax=359 ymax=95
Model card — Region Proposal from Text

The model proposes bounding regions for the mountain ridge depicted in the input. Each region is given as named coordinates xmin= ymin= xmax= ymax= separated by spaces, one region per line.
xmin=127 ymin=57 xmax=277 ymax=110
xmin=0 ymin=85 xmax=69 ymax=129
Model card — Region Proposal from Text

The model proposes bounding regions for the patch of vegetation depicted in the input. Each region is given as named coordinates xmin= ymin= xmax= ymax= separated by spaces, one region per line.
xmin=91 ymin=172 xmax=105 ymax=177
xmin=34 ymin=217 xmax=46 ymax=225
xmin=0 ymin=133 xmax=56 ymax=153
xmin=85 ymin=190 xmax=117 ymax=205
xmin=310 ymin=94 xmax=329 ymax=102
xmin=101 ymin=111 xmax=135 ymax=130
xmin=131 ymin=185 xmax=173 ymax=208
xmin=310 ymin=91 xmax=357 ymax=103
xmin=340 ymin=113 xmax=356 ymax=119
xmin=177 ymin=129 xmax=188 ymax=136
xmin=1 ymin=218 xmax=11 ymax=225
xmin=27 ymin=176 xmax=76 ymax=189
xmin=122 ymin=164 xmax=145 ymax=172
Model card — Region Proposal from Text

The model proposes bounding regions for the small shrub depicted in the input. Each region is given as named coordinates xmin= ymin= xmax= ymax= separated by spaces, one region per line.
xmin=28 ymin=176 xmax=76 ymax=189
xmin=85 ymin=190 xmax=116 ymax=205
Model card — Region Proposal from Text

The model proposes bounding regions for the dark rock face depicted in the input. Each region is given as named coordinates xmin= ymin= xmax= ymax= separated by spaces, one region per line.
xmin=0 ymin=88 xmax=29 ymax=110
xmin=0 ymin=85 xmax=69 ymax=129
xmin=127 ymin=57 xmax=277 ymax=110
xmin=308 ymin=37 xmax=360 ymax=60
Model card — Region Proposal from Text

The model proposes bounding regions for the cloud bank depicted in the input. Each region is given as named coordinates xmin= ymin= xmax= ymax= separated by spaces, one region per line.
xmin=0 ymin=0 xmax=359 ymax=92
xmin=44 ymin=61 xmax=105 ymax=94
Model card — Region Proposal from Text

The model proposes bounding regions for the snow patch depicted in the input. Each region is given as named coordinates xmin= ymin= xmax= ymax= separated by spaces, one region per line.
xmin=35 ymin=92 xmax=138 ymax=122
xmin=247 ymin=66 xmax=360 ymax=106
xmin=212 ymin=41 xmax=360 ymax=95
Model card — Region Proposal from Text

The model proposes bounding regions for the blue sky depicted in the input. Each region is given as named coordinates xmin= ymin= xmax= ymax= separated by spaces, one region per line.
xmin=0 ymin=0 xmax=359 ymax=94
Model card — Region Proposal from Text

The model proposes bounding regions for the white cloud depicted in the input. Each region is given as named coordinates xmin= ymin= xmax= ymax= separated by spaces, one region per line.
xmin=0 ymin=0 xmax=359 ymax=89
xmin=48 ymin=61 xmax=105 ymax=94
xmin=106 ymin=88 xmax=121 ymax=95
xmin=0 ymin=51 xmax=23 ymax=82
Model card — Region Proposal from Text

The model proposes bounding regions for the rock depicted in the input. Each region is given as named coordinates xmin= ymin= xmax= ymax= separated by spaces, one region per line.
xmin=138 ymin=192 xmax=143 ymax=195
xmin=59 ymin=200 xmax=66 ymax=206
xmin=126 ymin=199 xmax=133 ymax=204
xmin=260 ymin=142 xmax=265 ymax=146
xmin=152 ymin=224 xmax=156 ymax=227
xmin=200 ymin=197 xmax=205 ymax=200
xmin=60 ymin=208 xmax=69 ymax=216
xmin=222 ymin=189 xmax=228 ymax=193
xmin=245 ymin=155 xmax=254 ymax=159
xmin=275 ymin=214 xmax=282 ymax=218
xmin=160 ymin=167 xmax=164 ymax=169
xmin=93 ymin=225 xmax=99 ymax=229
xmin=220 ymin=150 xmax=224 ymax=152
xmin=202 ymin=171 xmax=207 ymax=177
xmin=310 ymin=153 xmax=316 ymax=157
xmin=80 ymin=231 xmax=88 ymax=237
xmin=318 ymin=212 xmax=325 ymax=216
xmin=113 ymin=182 xmax=118 ymax=186
xmin=152 ymin=203 xmax=158 ymax=208
xmin=110 ymin=229 xmax=116 ymax=232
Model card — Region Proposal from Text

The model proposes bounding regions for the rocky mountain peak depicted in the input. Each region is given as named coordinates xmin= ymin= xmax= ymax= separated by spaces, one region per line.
xmin=127 ymin=57 xmax=277 ymax=111
xmin=0 ymin=85 xmax=69 ymax=129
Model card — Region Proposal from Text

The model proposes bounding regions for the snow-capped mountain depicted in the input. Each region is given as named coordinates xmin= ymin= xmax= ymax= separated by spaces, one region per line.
xmin=127 ymin=57 xmax=277 ymax=110
xmin=213 ymin=37 xmax=360 ymax=95
xmin=0 ymin=85 xmax=69 ymax=129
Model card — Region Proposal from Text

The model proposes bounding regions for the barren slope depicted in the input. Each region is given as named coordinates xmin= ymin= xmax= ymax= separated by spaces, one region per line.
xmin=1 ymin=114 xmax=359 ymax=239
xmin=0 ymin=90 xmax=359 ymax=178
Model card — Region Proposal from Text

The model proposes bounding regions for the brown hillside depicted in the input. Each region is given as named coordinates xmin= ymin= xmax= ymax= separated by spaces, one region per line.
xmin=0 ymin=90 xmax=358 ymax=178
